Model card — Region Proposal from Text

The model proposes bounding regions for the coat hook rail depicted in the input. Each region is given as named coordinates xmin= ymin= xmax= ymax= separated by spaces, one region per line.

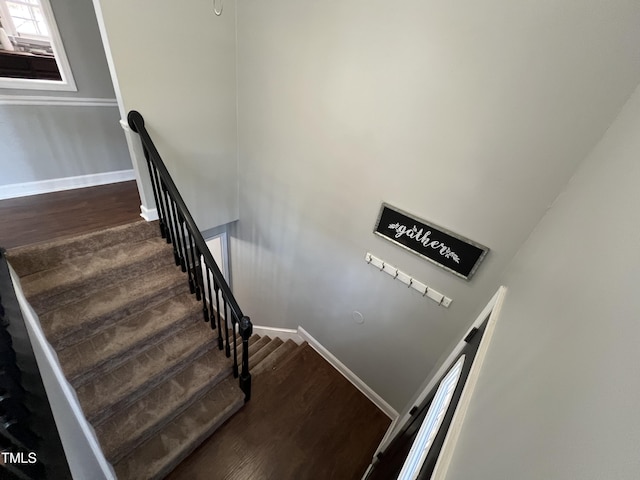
xmin=364 ymin=252 xmax=452 ymax=308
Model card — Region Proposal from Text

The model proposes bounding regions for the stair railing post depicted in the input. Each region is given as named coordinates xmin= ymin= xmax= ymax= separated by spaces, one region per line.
xmin=239 ymin=316 xmax=252 ymax=401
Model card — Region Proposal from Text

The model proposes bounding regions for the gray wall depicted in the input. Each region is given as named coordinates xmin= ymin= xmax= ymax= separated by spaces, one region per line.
xmin=232 ymin=0 xmax=640 ymax=410
xmin=94 ymin=0 xmax=239 ymax=230
xmin=0 ymin=106 xmax=130 ymax=184
xmin=445 ymin=82 xmax=640 ymax=479
xmin=0 ymin=0 xmax=130 ymax=187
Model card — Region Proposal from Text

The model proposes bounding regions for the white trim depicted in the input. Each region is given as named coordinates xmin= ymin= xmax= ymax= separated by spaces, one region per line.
xmin=0 ymin=169 xmax=135 ymax=200
xmin=140 ymin=205 xmax=159 ymax=222
xmin=298 ymin=326 xmax=399 ymax=420
xmin=204 ymin=232 xmax=231 ymax=283
xmin=92 ymin=0 xmax=126 ymax=119
xmin=252 ymin=324 xmax=398 ymax=419
xmin=370 ymin=287 xmax=507 ymax=467
xmin=9 ymin=266 xmax=115 ymax=480
xmin=251 ymin=325 xmax=304 ymax=344
xmin=431 ymin=286 xmax=507 ymax=480
xmin=119 ymin=118 xmax=156 ymax=213
xmin=0 ymin=0 xmax=77 ymax=91
xmin=0 ymin=95 xmax=118 ymax=106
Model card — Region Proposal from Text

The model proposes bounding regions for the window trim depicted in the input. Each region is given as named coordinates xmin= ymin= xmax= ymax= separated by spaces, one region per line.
xmin=0 ymin=0 xmax=76 ymax=91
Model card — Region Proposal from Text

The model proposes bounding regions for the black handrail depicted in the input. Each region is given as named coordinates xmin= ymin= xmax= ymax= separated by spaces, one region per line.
xmin=127 ymin=111 xmax=253 ymax=401
xmin=0 ymin=250 xmax=72 ymax=479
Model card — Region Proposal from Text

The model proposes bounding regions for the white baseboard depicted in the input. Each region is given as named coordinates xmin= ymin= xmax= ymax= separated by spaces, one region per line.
xmin=251 ymin=324 xmax=397 ymax=419
xmin=251 ymin=325 xmax=303 ymax=344
xmin=140 ymin=205 xmax=159 ymax=222
xmin=298 ymin=326 xmax=398 ymax=420
xmin=0 ymin=170 xmax=136 ymax=200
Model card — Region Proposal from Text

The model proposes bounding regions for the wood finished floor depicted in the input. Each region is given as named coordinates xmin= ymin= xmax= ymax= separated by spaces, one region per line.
xmin=1 ymin=182 xmax=391 ymax=479
xmin=166 ymin=343 xmax=391 ymax=480
xmin=0 ymin=181 xmax=141 ymax=249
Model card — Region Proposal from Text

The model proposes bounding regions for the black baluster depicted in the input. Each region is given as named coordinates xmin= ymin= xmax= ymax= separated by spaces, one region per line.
xmin=180 ymin=219 xmax=193 ymax=284
xmin=165 ymin=195 xmax=181 ymax=266
xmin=160 ymin=179 xmax=174 ymax=248
xmin=239 ymin=316 xmax=253 ymax=401
xmin=206 ymin=267 xmax=216 ymax=329
xmin=223 ymin=296 xmax=230 ymax=357
xmin=142 ymin=149 xmax=165 ymax=238
xmin=175 ymin=213 xmax=187 ymax=272
xmin=184 ymin=226 xmax=196 ymax=294
xmin=152 ymin=166 xmax=171 ymax=244
xmin=168 ymin=199 xmax=184 ymax=268
xmin=202 ymin=266 xmax=211 ymax=323
xmin=232 ymin=313 xmax=239 ymax=378
xmin=214 ymin=285 xmax=223 ymax=349
xmin=192 ymin=241 xmax=202 ymax=301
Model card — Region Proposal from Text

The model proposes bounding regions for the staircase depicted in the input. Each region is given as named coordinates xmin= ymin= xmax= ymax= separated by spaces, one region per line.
xmin=7 ymin=220 xmax=304 ymax=479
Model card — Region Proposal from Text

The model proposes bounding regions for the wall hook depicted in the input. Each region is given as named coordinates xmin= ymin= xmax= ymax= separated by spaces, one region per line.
xmin=213 ymin=0 xmax=223 ymax=16
xmin=408 ymin=278 xmax=413 ymax=288
xmin=423 ymin=286 xmax=429 ymax=297
xmin=380 ymin=261 xmax=385 ymax=272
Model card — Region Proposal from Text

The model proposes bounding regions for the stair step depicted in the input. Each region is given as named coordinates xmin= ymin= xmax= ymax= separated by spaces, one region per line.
xmin=252 ymin=339 xmax=300 ymax=376
xmin=77 ymin=321 xmax=216 ymax=425
xmin=267 ymin=341 xmax=309 ymax=375
xmin=96 ymin=348 xmax=235 ymax=464
xmin=38 ymin=264 xmax=189 ymax=349
xmin=7 ymin=220 xmax=159 ymax=277
xmin=113 ymin=374 xmax=244 ymax=480
xmin=57 ymin=291 xmax=202 ymax=388
xmin=249 ymin=337 xmax=284 ymax=368
xmin=20 ymin=236 xmax=174 ymax=313
xmin=247 ymin=335 xmax=271 ymax=363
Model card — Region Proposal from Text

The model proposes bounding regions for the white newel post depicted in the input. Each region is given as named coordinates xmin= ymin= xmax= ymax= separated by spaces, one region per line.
xmin=119 ymin=119 xmax=158 ymax=221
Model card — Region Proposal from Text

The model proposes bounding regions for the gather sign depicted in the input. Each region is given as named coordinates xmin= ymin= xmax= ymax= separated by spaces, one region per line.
xmin=373 ymin=203 xmax=489 ymax=280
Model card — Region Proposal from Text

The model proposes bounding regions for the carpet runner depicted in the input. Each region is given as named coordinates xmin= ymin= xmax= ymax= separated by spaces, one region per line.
xmin=8 ymin=220 xmax=304 ymax=479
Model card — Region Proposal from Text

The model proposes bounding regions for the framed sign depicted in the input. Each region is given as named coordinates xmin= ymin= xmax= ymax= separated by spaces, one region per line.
xmin=373 ymin=203 xmax=489 ymax=280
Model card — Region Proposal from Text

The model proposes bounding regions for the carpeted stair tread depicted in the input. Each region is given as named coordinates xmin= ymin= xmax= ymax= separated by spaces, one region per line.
xmin=252 ymin=339 xmax=300 ymax=376
xmin=77 ymin=321 xmax=215 ymax=425
xmin=20 ymin=236 xmax=174 ymax=313
xmin=38 ymin=264 xmax=189 ymax=349
xmin=113 ymin=374 xmax=244 ymax=480
xmin=57 ymin=291 xmax=203 ymax=387
xmin=96 ymin=348 xmax=235 ymax=464
xmin=231 ymin=333 xmax=259 ymax=356
xmin=7 ymin=220 xmax=159 ymax=277
xmin=248 ymin=337 xmax=283 ymax=368
xmin=231 ymin=335 xmax=272 ymax=368
xmin=247 ymin=335 xmax=271 ymax=363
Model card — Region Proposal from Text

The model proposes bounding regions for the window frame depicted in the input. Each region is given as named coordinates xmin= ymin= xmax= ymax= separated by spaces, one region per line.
xmin=0 ymin=0 xmax=76 ymax=91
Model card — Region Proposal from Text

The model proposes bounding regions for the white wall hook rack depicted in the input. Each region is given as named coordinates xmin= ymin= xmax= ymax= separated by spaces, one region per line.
xmin=365 ymin=252 xmax=452 ymax=308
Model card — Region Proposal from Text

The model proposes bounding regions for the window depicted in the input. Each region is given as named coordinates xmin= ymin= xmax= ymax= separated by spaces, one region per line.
xmin=0 ymin=0 xmax=76 ymax=90
xmin=3 ymin=0 xmax=50 ymax=39
xmin=397 ymin=356 xmax=466 ymax=480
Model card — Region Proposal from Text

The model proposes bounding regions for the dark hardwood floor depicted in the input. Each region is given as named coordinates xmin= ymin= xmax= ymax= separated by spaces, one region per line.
xmin=167 ymin=344 xmax=391 ymax=480
xmin=0 ymin=181 xmax=141 ymax=249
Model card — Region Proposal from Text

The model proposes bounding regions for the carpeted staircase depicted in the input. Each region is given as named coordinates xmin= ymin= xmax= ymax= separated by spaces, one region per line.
xmin=7 ymin=220 xmax=304 ymax=479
